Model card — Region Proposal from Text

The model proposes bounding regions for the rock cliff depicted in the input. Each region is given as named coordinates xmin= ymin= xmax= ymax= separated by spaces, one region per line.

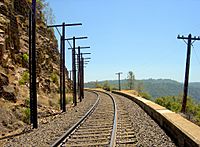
xmin=0 ymin=0 xmax=70 ymax=135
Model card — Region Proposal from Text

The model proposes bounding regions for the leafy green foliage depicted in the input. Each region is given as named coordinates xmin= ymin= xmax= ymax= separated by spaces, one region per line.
xmin=127 ymin=71 xmax=135 ymax=90
xmin=95 ymin=80 xmax=102 ymax=88
xmin=24 ymin=97 xmax=30 ymax=107
xmin=85 ymin=79 xmax=200 ymax=102
xmin=19 ymin=71 xmax=29 ymax=85
xmin=155 ymin=95 xmax=200 ymax=125
xmin=23 ymin=108 xmax=30 ymax=124
xmin=155 ymin=96 xmax=181 ymax=112
xmin=50 ymin=72 xmax=58 ymax=85
xmin=22 ymin=53 xmax=29 ymax=62
xmin=36 ymin=0 xmax=55 ymax=25
xmin=139 ymin=92 xmax=152 ymax=100
xmin=103 ymin=81 xmax=112 ymax=91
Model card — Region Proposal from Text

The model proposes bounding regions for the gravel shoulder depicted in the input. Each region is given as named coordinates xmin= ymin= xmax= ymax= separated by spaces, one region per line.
xmin=112 ymin=93 xmax=177 ymax=147
xmin=3 ymin=91 xmax=97 ymax=147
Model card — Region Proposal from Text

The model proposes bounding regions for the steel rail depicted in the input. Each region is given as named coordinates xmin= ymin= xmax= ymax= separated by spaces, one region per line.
xmin=103 ymin=92 xmax=117 ymax=147
xmin=51 ymin=91 xmax=100 ymax=147
xmin=90 ymin=90 xmax=117 ymax=147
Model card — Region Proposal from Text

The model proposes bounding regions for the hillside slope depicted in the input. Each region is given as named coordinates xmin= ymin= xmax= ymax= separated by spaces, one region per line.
xmin=85 ymin=79 xmax=200 ymax=101
xmin=0 ymin=0 xmax=70 ymax=136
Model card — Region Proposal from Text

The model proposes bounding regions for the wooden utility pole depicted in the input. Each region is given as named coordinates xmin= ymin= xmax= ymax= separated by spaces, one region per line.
xmin=66 ymin=37 xmax=88 ymax=106
xmin=47 ymin=23 xmax=82 ymax=111
xmin=177 ymin=34 xmax=200 ymax=113
xmin=30 ymin=0 xmax=37 ymax=129
xmin=116 ymin=72 xmax=123 ymax=91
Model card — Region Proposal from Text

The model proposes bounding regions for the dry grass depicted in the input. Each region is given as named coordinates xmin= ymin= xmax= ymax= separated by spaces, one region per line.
xmin=121 ymin=90 xmax=140 ymax=96
xmin=38 ymin=95 xmax=49 ymax=106
xmin=66 ymin=93 xmax=73 ymax=104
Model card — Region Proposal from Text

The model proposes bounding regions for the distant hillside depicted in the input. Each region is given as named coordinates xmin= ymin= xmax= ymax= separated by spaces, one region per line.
xmin=85 ymin=79 xmax=200 ymax=101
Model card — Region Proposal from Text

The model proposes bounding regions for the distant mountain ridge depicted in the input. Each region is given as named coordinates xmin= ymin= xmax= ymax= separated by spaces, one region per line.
xmin=85 ymin=79 xmax=200 ymax=101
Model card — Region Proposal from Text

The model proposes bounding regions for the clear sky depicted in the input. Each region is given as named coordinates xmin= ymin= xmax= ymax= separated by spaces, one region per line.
xmin=46 ymin=0 xmax=200 ymax=82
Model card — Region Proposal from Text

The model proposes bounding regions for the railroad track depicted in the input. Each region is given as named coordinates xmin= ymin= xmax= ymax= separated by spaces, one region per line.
xmin=51 ymin=90 xmax=139 ymax=146
xmin=114 ymin=94 xmax=138 ymax=146
xmin=51 ymin=91 xmax=117 ymax=147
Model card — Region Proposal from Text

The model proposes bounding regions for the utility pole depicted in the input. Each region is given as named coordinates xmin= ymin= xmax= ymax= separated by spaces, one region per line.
xmin=61 ymin=23 xmax=66 ymax=112
xmin=29 ymin=10 xmax=32 ymax=126
xmin=177 ymin=34 xmax=200 ymax=113
xmin=80 ymin=53 xmax=91 ymax=99
xmin=66 ymin=37 xmax=88 ymax=106
xmin=60 ymin=36 xmax=63 ymax=110
xmin=116 ymin=72 xmax=123 ymax=91
xmin=77 ymin=46 xmax=81 ymax=102
xmin=47 ymin=23 xmax=82 ymax=111
xmin=29 ymin=0 xmax=37 ymax=129
xmin=80 ymin=55 xmax=84 ymax=99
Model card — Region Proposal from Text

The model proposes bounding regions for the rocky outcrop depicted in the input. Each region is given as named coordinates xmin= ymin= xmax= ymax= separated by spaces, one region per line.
xmin=0 ymin=0 xmax=70 ymax=104
xmin=0 ymin=0 xmax=72 ymax=136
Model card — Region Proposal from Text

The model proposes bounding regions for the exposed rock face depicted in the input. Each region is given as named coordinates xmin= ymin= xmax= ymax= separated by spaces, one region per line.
xmin=0 ymin=0 xmax=70 ymax=104
xmin=0 ymin=0 xmax=72 ymax=136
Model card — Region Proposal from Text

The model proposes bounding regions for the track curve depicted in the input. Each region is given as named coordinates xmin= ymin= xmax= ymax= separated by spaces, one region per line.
xmin=51 ymin=90 xmax=117 ymax=147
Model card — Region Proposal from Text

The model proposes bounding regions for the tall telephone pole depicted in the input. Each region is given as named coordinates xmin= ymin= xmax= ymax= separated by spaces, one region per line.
xmin=47 ymin=23 xmax=82 ymax=111
xmin=177 ymin=34 xmax=200 ymax=113
xmin=116 ymin=72 xmax=123 ymax=91
xmin=29 ymin=0 xmax=37 ymax=129
xmin=66 ymin=37 xmax=88 ymax=106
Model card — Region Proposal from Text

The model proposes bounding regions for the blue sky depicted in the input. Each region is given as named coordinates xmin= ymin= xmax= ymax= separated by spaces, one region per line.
xmin=46 ymin=0 xmax=200 ymax=82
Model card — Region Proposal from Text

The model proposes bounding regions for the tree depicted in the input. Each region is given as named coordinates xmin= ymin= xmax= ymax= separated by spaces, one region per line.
xmin=36 ymin=0 xmax=55 ymax=25
xmin=43 ymin=2 xmax=55 ymax=25
xmin=103 ymin=81 xmax=111 ymax=91
xmin=95 ymin=80 xmax=101 ymax=88
xmin=127 ymin=71 xmax=135 ymax=90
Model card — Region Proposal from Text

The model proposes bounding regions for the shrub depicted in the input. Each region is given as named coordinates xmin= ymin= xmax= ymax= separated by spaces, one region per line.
xmin=102 ymin=81 xmax=112 ymax=91
xmin=139 ymin=92 xmax=151 ymax=100
xmin=66 ymin=95 xmax=73 ymax=104
xmin=19 ymin=71 xmax=29 ymax=85
xmin=22 ymin=53 xmax=29 ymax=62
xmin=155 ymin=96 xmax=182 ymax=112
xmin=23 ymin=108 xmax=30 ymax=124
xmin=50 ymin=72 xmax=58 ymax=85
xmin=24 ymin=98 xmax=30 ymax=107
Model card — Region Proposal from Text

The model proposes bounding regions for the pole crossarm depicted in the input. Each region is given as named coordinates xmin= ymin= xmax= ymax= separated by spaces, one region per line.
xmin=116 ymin=72 xmax=123 ymax=75
xmin=177 ymin=33 xmax=200 ymax=113
xmin=66 ymin=36 xmax=88 ymax=40
xmin=81 ymin=53 xmax=91 ymax=55
xmin=177 ymin=35 xmax=200 ymax=40
xmin=68 ymin=47 xmax=90 ymax=50
xmin=84 ymin=57 xmax=91 ymax=60
xmin=47 ymin=23 xmax=82 ymax=28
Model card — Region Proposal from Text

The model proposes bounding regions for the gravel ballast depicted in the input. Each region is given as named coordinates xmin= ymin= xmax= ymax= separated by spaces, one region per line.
xmin=112 ymin=93 xmax=177 ymax=147
xmin=3 ymin=91 xmax=97 ymax=147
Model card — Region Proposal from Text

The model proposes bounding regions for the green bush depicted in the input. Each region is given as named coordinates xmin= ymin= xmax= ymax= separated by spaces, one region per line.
xmin=66 ymin=95 xmax=73 ymax=104
xmin=22 ymin=53 xmax=29 ymax=62
xmin=155 ymin=96 xmax=200 ymax=125
xmin=139 ymin=92 xmax=151 ymax=100
xmin=19 ymin=71 xmax=29 ymax=85
xmin=102 ymin=81 xmax=112 ymax=91
xmin=155 ymin=96 xmax=181 ymax=112
xmin=50 ymin=72 xmax=58 ymax=84
xmin=23 ymin=108 xmax=30 ymax=124
xmin=24 ymin=98 xmax=30 ymax=107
